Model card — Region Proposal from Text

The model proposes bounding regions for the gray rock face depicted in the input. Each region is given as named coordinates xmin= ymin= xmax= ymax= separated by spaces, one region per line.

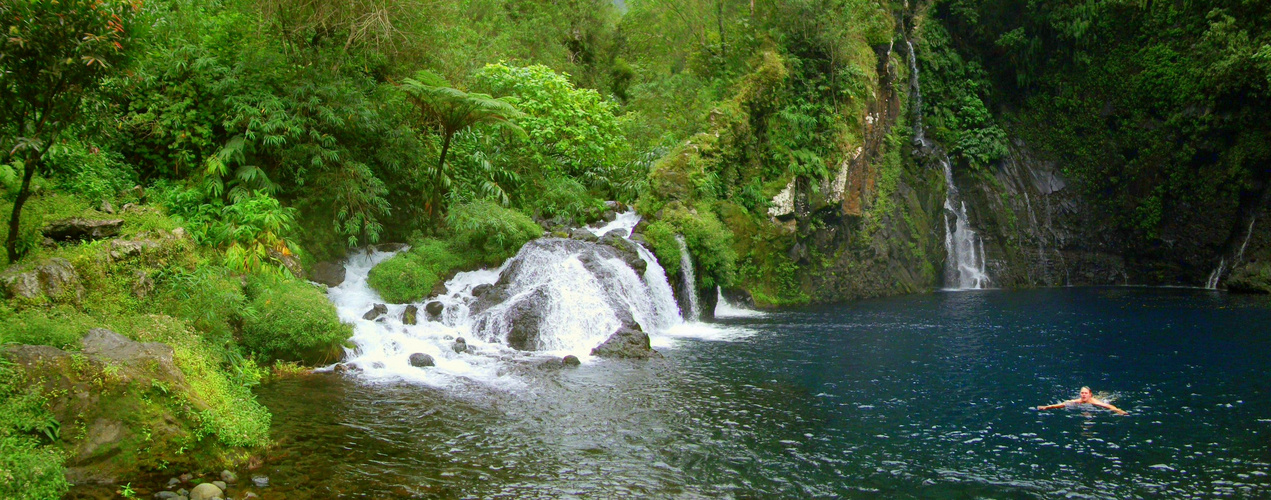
xmin=591 ymin=326 xmax=659 ymax=359
xmin=408 ymin=353 xmax=435 ymax=367
xmin=599 ymin=230 xmax=646 ymax=274
xmin=569 ymin=228 xmax=599 ymax=242
xmin=720 ymin=288 xmax=754 ymax=308
xmin=425 ymin=301 xmax=444 ymax=317
xmin=471 ymin=283 xmax=493 ymax=297
xmin=310 ymin=261 xmax=347 ymax=287
xmin=1 ymin=258 xmax=87 ymax=302
xmin=188 ymin=482 xmax=224 ymax=500
xmin=43 ymin=218 xmax=123 ymax=242
xmin=363 ymin=304 xmax=387 ymax=320
xmin=402 ymin=305 xmax=418 ymax=325
xmin=494 ymin=289 xmax=550 ymax=351
xmin=82 ymin=328 xmax=186 ymax=383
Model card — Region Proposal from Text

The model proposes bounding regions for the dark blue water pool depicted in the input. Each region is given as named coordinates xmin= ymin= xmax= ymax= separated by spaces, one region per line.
xmin=244 ymin=288 xmax=1271 ymax=498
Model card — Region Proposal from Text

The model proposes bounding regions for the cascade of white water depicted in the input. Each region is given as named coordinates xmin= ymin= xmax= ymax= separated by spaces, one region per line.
xmin=714 ymin=287 xmax=764 ymax=318
xmin=940 ymin=158 xmax=991 ymax=289
xmin=676 ymin=235 xmax=701 ymax=321
xmin=1235 ymin=217 xmax=1256 ymax=264
xmin=1206 ymin=258 xmax=1226 ymax=290
xmin=329 ymin=211 xmax=745 ymax=386
xmin=906 ymin=40 xmax=926 ymax=146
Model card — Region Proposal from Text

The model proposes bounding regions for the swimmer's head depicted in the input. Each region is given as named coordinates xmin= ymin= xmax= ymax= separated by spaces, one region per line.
xmin=1079 ymin=386 xmax=1093 ymax=402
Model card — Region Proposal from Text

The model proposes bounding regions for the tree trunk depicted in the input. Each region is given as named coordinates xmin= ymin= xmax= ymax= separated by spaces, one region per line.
xmin=431 ymin=131 xmax=453 ymax=227
xmin=6 ymin=154 xmax=40 ymax=263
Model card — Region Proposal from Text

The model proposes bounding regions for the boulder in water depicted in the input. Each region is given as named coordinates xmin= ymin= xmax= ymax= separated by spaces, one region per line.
xmin=189 ymin=483 xmax=224 ymax=500
xmin=453 ymin=337 xmax=467 ymax=353
xmin=408 ymin=353 xmax=435 ymax=367
xmin=402 ymin=305 xmax=418 ymax=325
xmin=591 ymin=326 xmax=659 ymax=359
xmin=570 ymin=228 xmax=600 ymax=242
xmin=310 ymin=261 xmax=346 ymax=287
xmin=363 ymin=303 xmax=387 ymax=320
xmin=425 ymin=301 xmax=444 ymax=317
xmin=471 ymin=283 xmax=493 ymax=297
xmin=599 ymin=230 xmax=646 ymax=274
xmin=562 ymin=355 xmax=581 ymax=367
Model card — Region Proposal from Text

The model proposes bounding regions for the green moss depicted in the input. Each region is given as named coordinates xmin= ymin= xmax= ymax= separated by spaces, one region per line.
xmin=240 ymin=275 xmax=351 ymax=365
xmin=446 ymin=201 xmax=543 ymax=258
xmin=366 ymin=238 xmax=464 ymax=303
xmin=0 ymin=305 xmax=97 ymax=349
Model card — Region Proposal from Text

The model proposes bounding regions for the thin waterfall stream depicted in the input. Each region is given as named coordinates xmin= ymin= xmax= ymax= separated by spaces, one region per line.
xmin=908 ymin=36 xmax=991 ymax=289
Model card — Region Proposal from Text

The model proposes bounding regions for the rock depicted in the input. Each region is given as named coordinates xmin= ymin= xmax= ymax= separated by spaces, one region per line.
xmin=167 ymin=477 xmax=181 ymax=488
xmin=570 ymin=228 xmax=599 ymax=242
xmin=212 ymin=480 xmax=227 ymax=490
xmin=425 ymin=301 xmax=444 ymax=317
xmin=602 ymin=210 xmax=618 ymax=222
xmin=599 ymin=230 xmax=646 ymax=274
xmin=39 ymin=258 xmax=84 ymax=301
xmin=100 ymin=200 xmax=116 ymax=214
xmin=179 ymin=474 xmax=193 ymax=483
xmin=132 ymin=270 xmax=155 ymax=299
xmin=562 ymin=355 xmax=581 ymax=367
xmin=591 ymin=326 xmax=659 ymax=359
xmin=408 ymin=353 xmax=435 ymax=367
xmin=243 ymin=493 xmax=260 ymax=499
xmin=474 ymin=288 xmax=550 ymax=351
xmin=452 ymin=337 xmax=467 ymax=354
xmin=0 ymin=268 xmax=42 ymax=300
xmin=176 ymin=488 xmax=189 ymax=496
xmin=720 ymin=288 xmax=755 ymax=308
xmin=82 ymin=328 xmax=186 ymax=383
xmin=266 ymin=246 xmax=305 ymax=279
xmin=471 ymin=283 xmax=493 ymax=297
xmin=155 ymin=491 xmax=181 ymax=499
xmin=629 ymin=233 xmax=647 ymax=245
xmin=363 ymin=303 xmax=387 ymax=320
xmin=310 ymin=261 xmax=346 ymax=287
xmin=252 ymin=476 xmax=269 ymax=488
xmin=402 ymin=305 xmax=418 ymax=325
xmin=43 ymin=218 xmax=124 ymax=242
xmin=188 ymin=482 xmax=223 ymax=500
xmin=219 ymin=470 xmax=237 ymax=484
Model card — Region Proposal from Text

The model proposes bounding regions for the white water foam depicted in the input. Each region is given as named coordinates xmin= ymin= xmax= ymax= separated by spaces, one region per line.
xmin=714 ymin=287 xmax=766 ymax=318
xmin=330 ymin=211 xmax=752 ymax=387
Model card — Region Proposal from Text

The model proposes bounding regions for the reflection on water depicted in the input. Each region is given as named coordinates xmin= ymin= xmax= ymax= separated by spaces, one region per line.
xmin=74 ymin=288 xmax=1271 ymax=498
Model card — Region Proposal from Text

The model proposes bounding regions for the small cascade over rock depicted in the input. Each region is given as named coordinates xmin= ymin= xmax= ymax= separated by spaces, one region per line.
xmin=906 ymin=40 xmax=925 ymax=147
xmin=942 ymin=157 xmax=991 ymax=289
xmin=1207 ymin=216 xmax=1258 ymax=290
xmin=329 ymin=211 xmax=702 ymax=386
xmin=676 ymin=235 xmax=701 ymax=320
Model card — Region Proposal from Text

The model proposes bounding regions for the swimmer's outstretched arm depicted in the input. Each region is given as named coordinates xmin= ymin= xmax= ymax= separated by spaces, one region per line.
xmin=1091 ymin=399 xmax=1128 ymax=415
xmin=1036 ymin=399 xmax=1080 ymax=410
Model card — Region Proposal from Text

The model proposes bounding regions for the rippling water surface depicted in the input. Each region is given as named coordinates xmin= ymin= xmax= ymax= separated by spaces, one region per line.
xmin=231 ymin=289 xmax=1271 ymax=498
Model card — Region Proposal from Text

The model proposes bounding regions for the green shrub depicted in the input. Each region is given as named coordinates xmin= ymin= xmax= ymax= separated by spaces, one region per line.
xmin=240 ymin=275 xmax=350 ymax=364
xmin=643 ymin=221 xmax=682 ymax=277
xmin=0 ymin=361 xmax=68 ymax=500
xmin=44 ymin=141 xmax=138 ymax=205
xmin=0 ymin=306 xmax=97 ymax=349
xmin=366 ymin=238 xmax=469 ymax=304
xmin=446 ymin=201 xmax=542 ymax=258
xmin=525 ymin=176 xmax=605 ymax=224
xmin=153 ymin=264 xmax=248 ymax=342
xmin=654 ymin=202 xmax=737 ymax=290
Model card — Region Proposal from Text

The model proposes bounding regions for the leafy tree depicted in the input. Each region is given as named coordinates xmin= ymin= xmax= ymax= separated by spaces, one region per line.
xmin=0 ymin=0 xmax=137 ymax=263
xmin=399 ymin=70 xmax=524 ymax=222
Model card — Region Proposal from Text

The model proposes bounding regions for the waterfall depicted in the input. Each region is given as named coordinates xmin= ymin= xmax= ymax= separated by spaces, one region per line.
xmin=1206 ymin=258 xmax=1225 ymax=290
xmin=1206 ymin=217 xmax=1257 ymax=290
xmin=906 ymin=40 xmax=926 ymax=147
xmin=676 ymin=235 xmax=701 ymax=321
xmin=714 ymin=287 xmax=764 ymax=318
xmin=940 ymin=158 xmax=991 ymax=289
xmin=328 ymin=211 xmax=691 ymax=385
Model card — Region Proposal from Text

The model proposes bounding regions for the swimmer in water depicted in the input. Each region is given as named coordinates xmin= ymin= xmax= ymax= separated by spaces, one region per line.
xmin=1037 ymin=386 xmax=1128 ymax=415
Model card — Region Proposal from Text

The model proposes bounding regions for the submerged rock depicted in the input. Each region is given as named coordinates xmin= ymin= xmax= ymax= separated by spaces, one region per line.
xmin=409 ymin=353 xmax=435 ymax=367
xmin=363 ymin=303 xmax=387 ymax=320
xmin=562 ymin=355 xmax=581 ymax=367
xmin=220 ymin=470 xmax=237 ymax=484
xmin=591 ymin=326 xmax=660 ymax=359
xmin=252 ymin=476 xmax=269 ymax=488
xmin=403 ymin=305 xmax=418 ymax=325
xmin=43 ymin=217 xmax=123 ymax=242
xmin=189 ymin=482 xmax=223 ymax=500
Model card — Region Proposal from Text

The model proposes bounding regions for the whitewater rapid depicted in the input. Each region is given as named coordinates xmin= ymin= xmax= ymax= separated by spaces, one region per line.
xmin=323 ymin=212 xmax=759 ymax=387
